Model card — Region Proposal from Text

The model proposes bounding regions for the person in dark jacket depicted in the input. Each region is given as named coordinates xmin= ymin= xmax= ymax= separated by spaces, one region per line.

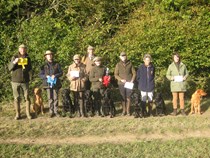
xmin=8 ymin=44 xmax=32 ymax=120
xmin=114 ymin=52 xmax=136 ymax=116
xmin=136 ymin=54 xmax=155 ymax=117
xmin=89 ymin=57 xmax=106 ymax=116
xmin=40 ymin=50 xmax=63 ymax=118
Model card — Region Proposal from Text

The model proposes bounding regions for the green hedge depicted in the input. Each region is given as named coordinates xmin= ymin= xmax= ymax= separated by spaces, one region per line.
xmin=0 ymin=0 xmax=209 ymax=102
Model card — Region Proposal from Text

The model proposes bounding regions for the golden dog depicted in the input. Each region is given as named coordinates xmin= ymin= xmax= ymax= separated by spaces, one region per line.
xmin=32 ymin=88 xmax=44 ymax=116
xmin=190 ymin=89 xmax=207 ymax=115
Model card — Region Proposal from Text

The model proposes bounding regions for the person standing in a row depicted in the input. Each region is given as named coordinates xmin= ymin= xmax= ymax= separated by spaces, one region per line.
xmin=114 ymin=52 xmax=136 ymax=116
xmin=8 ymin=44 xmax=32 ymax=120
xmin=40 ymin=50 xmax=63 ymax=118
xmin=89 ymin=57 xmax=106 ymax=116
xmin=82 ymin=45 xmax=95 ymax=90
xmin=67 ymin=54 xmax=87 ymax=117
xmin=166 ymin=52 xmax=188 ymax=116
xmin=136 ymin=54 xmax=155 ymax=117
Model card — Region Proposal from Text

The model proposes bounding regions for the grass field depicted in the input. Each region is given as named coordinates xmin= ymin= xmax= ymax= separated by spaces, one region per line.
xmin=0 ymin=98 xmax=210 ymax=158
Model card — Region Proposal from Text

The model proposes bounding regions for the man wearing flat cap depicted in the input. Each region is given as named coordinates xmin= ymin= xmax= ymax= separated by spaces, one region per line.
xmin=40 ymin=50 xmax=63 ymax=118
xmin=67 ymin=54 xmax=87 ymax=117
xmin=82 ymin=45 xmax=95 ymax=90
xmin=8 ymin=44 xmax=32 ymax=120
xmin=114 ymin=52 xmax=136 ymax=116
xmin=89 ymin=56 xmax=106 ymax=116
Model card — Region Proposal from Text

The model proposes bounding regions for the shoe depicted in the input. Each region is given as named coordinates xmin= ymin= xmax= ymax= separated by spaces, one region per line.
xmin=55 ymin=113 xmax=61 ymax=117
xmin=27 ymin=115 xmax=32 ymax=120
xmin=121 ymin=112 xmax=126 ymax=116
xmin=181 ymin=109 xmax=186 ymax=116
xmin=171 ymin=109 xmax=177 ymax=116
xmin=134 ymin=114 xmax=138 ymax=118
xmin=50 ymin=113 xmax=55 ymax=118
xmin=14 ymin=116 xmax=21 ymax=120
xmin=95 ymin=111 xmax=100 ymax=116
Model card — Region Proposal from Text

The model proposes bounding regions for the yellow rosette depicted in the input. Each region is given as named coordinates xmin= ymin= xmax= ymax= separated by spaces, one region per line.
xmin=18 ymin=58 xmax=28 ymax=69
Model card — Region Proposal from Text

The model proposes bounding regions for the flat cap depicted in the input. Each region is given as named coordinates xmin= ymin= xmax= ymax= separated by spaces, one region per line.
xmin=120 ymin=52 xmax=127 ymax=56
xmin=19 ymin=44 xmax=27 ymax=48
xmin=93 ymin=56 xmax=102 ymax=62
xmin=73 ymin=54 xmax=81 ymax=60
xmin=44 ymin=50 xmax=53 ymax=56
xmin=87 ymin=45 xmax=94 ymax=50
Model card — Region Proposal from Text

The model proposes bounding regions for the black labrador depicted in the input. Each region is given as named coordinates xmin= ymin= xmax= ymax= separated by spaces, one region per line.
xmin=84 ymin=90 xmax=94 ymax=117
xmin=61 ymin=88 xmax=74 ymax=116
xmin=101 ymin=88 xmax=116 ymax=118
xmin=131 ymin=91 xmax=143 ymax=118
xmin=154 ymin=93 xmax=167 ymax=116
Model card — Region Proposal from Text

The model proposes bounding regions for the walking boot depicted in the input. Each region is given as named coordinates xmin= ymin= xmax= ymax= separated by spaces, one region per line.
xmin=126 ymin=98 xmax=131 ymax=116
xmin=14 ymin=100 xmax=21 ymax=120
xmin=148 ymin=102 xmax=153 ymax=117
xmin=141 ymin=101 xmax=147 ymax=117
xmin=121 ymin=101 xmax=126 ymax=116
xmin=181 ymin=109 xmax=186 ymax=116
xmin=75 ymin=102 xmax=81 ymax=117
xmin=171 ymin=109 xmax=177 ymax=116
xmin=94 ymin=100 xmax=99 ymax=116
xmin=26 ymin=101 xmax=32 ymax=119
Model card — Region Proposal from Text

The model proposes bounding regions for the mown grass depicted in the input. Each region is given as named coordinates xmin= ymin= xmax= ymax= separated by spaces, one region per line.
xmin=1 ymin=138 xmax=210 ymax=158
xmin=0 ymin=98 xmax=210 ymax=158
xmin=0 ymin=99 xmax=209 ymax=139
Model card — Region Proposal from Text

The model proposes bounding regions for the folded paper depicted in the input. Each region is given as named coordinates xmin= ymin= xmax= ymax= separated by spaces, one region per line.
xmin=174 ymin=76 xmax=183 ymax=82
xmin=70 ymin=71 xmax=79 ymax=77
xmin=124 ymin=82 xmax=134 ymax=89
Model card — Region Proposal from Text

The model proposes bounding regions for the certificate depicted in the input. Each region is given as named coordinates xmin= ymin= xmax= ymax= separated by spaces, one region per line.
xmin=174 ymin=76 xmax=183 ymax=82
xmin=70 ymin=71 xmax=79 ymax=77
xmin=124 ymin=82 xmax=134 ymax=89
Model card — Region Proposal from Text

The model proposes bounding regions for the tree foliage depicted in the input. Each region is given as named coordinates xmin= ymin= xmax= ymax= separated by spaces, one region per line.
xmin=0 ymin=0 xmax=209 ymax=101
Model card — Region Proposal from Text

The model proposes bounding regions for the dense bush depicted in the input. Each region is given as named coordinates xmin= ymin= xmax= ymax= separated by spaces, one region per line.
xmin=0 ymin=0 xmax=209 ymax=102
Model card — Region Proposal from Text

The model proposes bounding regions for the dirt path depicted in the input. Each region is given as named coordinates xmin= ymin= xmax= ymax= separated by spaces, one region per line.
xmin=1 ymin=130 xmax=210 ymax=145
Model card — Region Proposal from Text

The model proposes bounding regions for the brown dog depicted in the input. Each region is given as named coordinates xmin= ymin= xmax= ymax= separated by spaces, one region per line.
xmin=190 ymin=89 xmax=207 ymax=115
xmin=32 ymin=88 xmax=44 ymax=116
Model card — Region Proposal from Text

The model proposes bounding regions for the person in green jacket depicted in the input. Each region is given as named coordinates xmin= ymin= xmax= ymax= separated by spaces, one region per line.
xmin=166 ymin=52 xmax=189 ymax=116
xmin=114 ymin=52 xmax=136 ymax=116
